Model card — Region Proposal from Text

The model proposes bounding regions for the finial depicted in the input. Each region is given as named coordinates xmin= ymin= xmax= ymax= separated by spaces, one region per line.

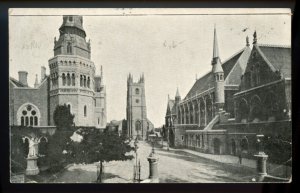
xmin=253 ymin=30 xmax=257 ymax=44
xmin=175 ymin=87 xmax=180 ymax=98
xmin=246 ymin=35 xmax=250 ymax=46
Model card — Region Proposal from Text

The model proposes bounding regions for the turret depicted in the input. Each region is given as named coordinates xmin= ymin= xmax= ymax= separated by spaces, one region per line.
xmin=211 ymin=26 xmax=225 ymax=112
xmin=175 ymin=87 xmax=181 ymax=103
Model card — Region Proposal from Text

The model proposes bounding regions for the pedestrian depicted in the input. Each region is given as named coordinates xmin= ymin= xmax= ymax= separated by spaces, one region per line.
xmin=238 ymin=151 xmax=243 ymax=164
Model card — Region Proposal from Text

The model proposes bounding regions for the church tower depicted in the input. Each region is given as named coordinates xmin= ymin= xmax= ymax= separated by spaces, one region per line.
xmin=48 ymin=15 xmax=106 ymax=127
xmin=211 ymin=26 xmax=225 ymax=112
xmin=126 ymin=73 xmax=148 ymax=140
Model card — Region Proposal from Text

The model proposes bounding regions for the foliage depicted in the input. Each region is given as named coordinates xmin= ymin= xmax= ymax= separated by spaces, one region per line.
xmin=263 ymin=135 xmax=292 ymax=166
xmin=66 ymin=129 xmax=135 ymax=182
xmin=47 ymin=130 xmax=74 ymax=172
xmin=53 ymin=104 xmax=75 ymax=129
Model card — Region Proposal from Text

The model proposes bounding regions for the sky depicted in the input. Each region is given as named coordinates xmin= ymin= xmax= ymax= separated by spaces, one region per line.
xmin=9 ymin=8 xmax=291 ymax=127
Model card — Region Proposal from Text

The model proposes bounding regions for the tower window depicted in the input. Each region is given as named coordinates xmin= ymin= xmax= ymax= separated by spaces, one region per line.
xmin=135 ymin=88 xmax=140 ymax=95
xmin=67 ymin=42 xmax=72 ymax=54
xmin=62 ymin=73 xmax=66 ymax=86
xmin=136 ymin=99 xmax=139 ymax=103
xmin=67 ymin=73 xmax=71 ymax=86
xmin=84 ymin=105 xmax=87 ymax=117
xmin=72 ymin=73 xmax=75 ymax=86
xmin=87 ymin=77 xmax=90 ymax=88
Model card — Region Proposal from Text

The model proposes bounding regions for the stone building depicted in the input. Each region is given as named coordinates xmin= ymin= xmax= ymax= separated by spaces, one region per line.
xmin=165 ymin=28 xmax=291 ymax=157
xmin=9 ymin=15 xmax=107 ymax=128
xmin=126 ymin=74 xmax=154 ymax=140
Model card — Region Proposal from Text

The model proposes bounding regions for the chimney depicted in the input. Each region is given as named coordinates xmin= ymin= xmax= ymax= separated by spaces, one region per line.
xmin=41 ymin=66 xmax=46 ymax=82
xmin=18 ymin=71 xmax=28 ymax=86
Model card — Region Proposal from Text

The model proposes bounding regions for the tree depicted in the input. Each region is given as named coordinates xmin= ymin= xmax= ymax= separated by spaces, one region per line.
xmin=66 ymin=128 xmax=134 ymax=182
xmin=53 ymin=104 xmax=75 ymax=129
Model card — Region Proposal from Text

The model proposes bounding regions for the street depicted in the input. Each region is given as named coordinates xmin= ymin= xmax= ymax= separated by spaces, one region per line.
xmin=50 ymin=141 xmax=256 ymax=183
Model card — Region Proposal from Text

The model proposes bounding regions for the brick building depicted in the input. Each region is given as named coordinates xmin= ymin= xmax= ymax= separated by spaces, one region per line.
xmin=165 ymin=28 xmax=291 ymax=157
xmin=9 ymin=15 xmax=107 ymax=128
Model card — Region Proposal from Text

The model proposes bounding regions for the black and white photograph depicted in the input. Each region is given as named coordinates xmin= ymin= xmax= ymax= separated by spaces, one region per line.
xmin=9 ymin=8 xmax=292 ymax=183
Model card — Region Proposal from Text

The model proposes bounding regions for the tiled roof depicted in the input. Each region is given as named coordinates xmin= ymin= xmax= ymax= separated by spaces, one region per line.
xmin=184 ymin=48 xmax=248 ymax=100
xmin=9 ymin=77 xmax=27 ymax=87
xmin=257 ymin=44 xmax=291 ymax=78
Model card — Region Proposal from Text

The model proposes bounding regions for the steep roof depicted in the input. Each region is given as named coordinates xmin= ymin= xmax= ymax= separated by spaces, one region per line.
xmin=256 ymin=44 xmax=291 ymax=78
xmin=9 ymin=77 xmax=27 ymax=87
xmin=184 ymin=47 xmax=248 ymax=100
xmin=166 ymin=99 xmax=176 ymax=116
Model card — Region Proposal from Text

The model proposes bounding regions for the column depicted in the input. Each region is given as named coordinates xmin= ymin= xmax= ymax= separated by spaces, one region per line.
xmin=204 ymin=98 xmax=207 ymax=126
xmin=198 ymin=100 xmax=201 ymax=126
xmin=192 ymin=103 xmax=196 ymax=124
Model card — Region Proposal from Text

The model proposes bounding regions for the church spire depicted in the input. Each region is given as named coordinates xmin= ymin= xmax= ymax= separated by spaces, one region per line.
xmin=211 ymin=26 xmax=223 ymax=73
xmin=212 ymin=24 xmax=219 ymax=59
xmin=175 ymin=87 xmax=181 ymax=103
xmin=34 ymin=74 xmax=39 ymax=88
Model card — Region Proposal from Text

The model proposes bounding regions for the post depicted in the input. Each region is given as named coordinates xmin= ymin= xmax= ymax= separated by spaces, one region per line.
xmin=167 ymin=127 xmax=170 ymax=151
xmin=254 ymin=134 xmax=268 ymax=182
xmin=147 ymin=136 xmax=159 ymax=182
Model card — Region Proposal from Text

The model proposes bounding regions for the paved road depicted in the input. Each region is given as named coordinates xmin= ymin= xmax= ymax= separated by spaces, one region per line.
xmin=51 ymin=141 xmax=256 ymax=183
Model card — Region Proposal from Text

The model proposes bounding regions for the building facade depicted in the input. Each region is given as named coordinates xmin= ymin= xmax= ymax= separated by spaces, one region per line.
xmin=126 ymin=74 xmax=154 ymax=140
xmin=9 ymin=15 xmax=107 ymax=128
xmin=165 ymin=28 xmax=291 ymax=158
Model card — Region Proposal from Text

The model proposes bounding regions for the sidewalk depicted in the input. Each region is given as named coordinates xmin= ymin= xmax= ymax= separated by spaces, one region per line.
xmin=156 ymin=140 xmax=291 ymax=178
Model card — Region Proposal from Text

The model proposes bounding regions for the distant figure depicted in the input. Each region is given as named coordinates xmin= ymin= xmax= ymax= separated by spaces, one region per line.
xmin=238 ymin=151 xmax=243 ymax=164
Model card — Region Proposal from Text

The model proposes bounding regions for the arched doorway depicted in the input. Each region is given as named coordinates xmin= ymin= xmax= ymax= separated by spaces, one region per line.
xmin=231 ymin=139 xmax=237 ymax=155
xmin=135 ymin=120 xmax=142 ymax=140
xmin=38 ymin=137 xmax=48 ymax=170
xmin=240 ymin=137 xmax=249 ymax=154
xmin=213 ymin=138 xmax=221 ymax=155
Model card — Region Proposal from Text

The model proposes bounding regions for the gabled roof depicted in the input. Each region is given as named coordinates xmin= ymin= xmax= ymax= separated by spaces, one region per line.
xmin=184 ymin=47 xmax=249 ymax=100
xmin=9 ymin=77 xmax=27 ymax=87
xmin=166 ymin=99 xmax=176 ymax=116
xmin=256 ymin=44 xmax=291 ymax=78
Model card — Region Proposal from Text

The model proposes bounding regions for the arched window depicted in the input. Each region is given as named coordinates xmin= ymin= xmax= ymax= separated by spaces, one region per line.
xmin=62 ymin=73 xmax=66 ymax=86
xmin=67 ymin=73 xmax=71 ymax=86
xmin=34 ymin=116 xmax=38 ymax=126
xmin=87 ymin=77 xmax=90 ymax=88
xmin=67 ymin=42 xmax=72 ymax=54
xmin=21 ymin=117 xmax=24 ymax=126
xmin=135 ymin=88 xmax=140 ymax=95
xmin=72 ymin=73 xmax=75 ymax=86
xmin=84 ymin=76 xmax=87 ymax=87
xmin=80 ymin=75 xmax=83 ymax=87
xmin=84 ymin=105 xmax=87 ymax=117
xmin=17 ymin=103 xmax=41 ymax=126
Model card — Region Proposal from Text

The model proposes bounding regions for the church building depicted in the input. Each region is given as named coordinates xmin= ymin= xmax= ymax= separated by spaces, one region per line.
xmin=9 ymin=15 xmax=107 ymax=128
xmin=165 ymin=27 xmax=291 ymax=157
xmin=126 ymin=74 xmax=154 ymax=140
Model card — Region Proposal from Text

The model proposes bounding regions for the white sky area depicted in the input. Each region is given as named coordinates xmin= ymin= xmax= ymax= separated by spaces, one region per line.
xmin=9 ymin=9 xmax=291 ymax=127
